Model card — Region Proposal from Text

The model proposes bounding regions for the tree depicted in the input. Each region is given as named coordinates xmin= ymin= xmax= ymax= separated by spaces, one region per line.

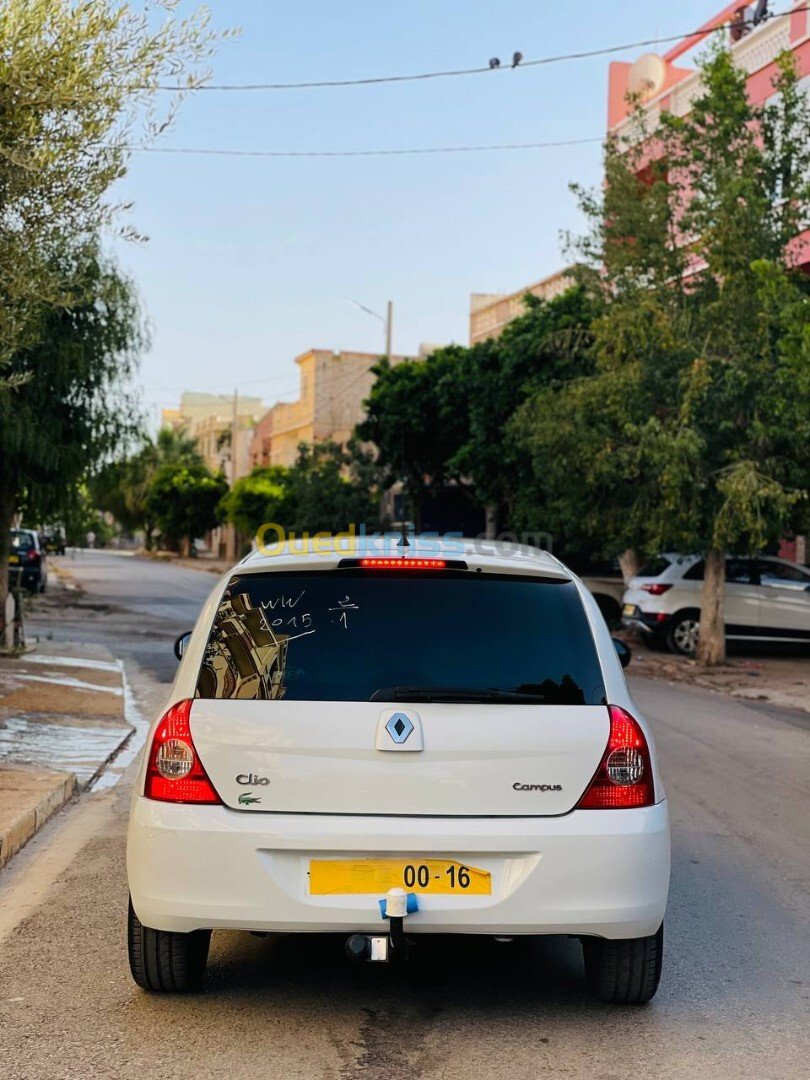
xmin=357 ymin=352 xmax=469 ymax=530
xmin=92 ymin=425 xmax=203 ymax=547
xmin=447 ymin=287 xmax=598 ymax=535
xmin=220 ymin=442 xmax=382 ymax=541
xmin=514 ymin=47 xmax=810 ymax=664
xmin=0 ymin=246 xmax=145 ymax=625
xmin=219 ymin=466 xmax=295 ymax=539
xmin=286 ymin=441 xmax=381 ymax=534
xmin=145 ymin=464 xmax=228 ymax=557
xmin=359 ymin=289 xmax=598 ymax=535
xmin=0 ymin=0 xmax=227 ymax=385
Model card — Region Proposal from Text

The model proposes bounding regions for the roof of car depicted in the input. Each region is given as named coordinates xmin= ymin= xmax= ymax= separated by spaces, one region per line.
xmin=639 ymin=552 xmax=810 ymax=577
xmin=234 ymin=536 xmax=573 ymax=580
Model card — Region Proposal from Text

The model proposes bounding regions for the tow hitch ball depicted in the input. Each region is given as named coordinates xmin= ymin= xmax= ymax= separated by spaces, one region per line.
xmin=345 ymin=888 xmax=415 ymax=963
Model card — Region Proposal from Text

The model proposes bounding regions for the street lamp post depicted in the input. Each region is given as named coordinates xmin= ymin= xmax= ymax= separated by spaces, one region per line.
xmin=347 ymin=298 xmax=394 ymax=358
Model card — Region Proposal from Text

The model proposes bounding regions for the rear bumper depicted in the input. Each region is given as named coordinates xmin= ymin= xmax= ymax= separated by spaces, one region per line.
xmin=127 ymin=798 xmax=670 ymax=940
xmin=621 ymin=608 xmax=670 ymax=636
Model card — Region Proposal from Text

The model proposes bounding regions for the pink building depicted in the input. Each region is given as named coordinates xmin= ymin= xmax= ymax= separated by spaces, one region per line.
xmin=608 ymin=1 xmax=810 ymax=273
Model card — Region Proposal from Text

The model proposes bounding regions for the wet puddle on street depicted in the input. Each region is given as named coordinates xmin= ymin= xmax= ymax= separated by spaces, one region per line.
xmin=0 ymin=715 xmax=133 ymax=786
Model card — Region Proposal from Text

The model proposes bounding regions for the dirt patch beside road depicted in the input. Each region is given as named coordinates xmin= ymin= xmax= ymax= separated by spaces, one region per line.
xmin=625 ymin=638 xmax=810 ymax=713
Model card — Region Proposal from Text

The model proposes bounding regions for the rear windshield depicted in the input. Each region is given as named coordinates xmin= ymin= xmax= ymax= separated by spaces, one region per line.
xmin=637 ymin=556 xmax=673 ymax=578
xmin=195 ymin=571 xmax=606 ymax=705
xmin=10 ymin=531 xmax=34 ymax=551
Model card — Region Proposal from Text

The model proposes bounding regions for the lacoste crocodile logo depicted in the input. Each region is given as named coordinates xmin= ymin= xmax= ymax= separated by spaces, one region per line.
xmin=238 ymin=792 xmax=261 ymax=805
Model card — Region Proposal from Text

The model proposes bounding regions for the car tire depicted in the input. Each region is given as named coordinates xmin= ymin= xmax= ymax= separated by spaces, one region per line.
xmin=582 ymin=923 xmax=663 ymax=1005
xmin=665 ymin=611 xmax=700 ymax=656
xmin=127 ymin=898 xmax=211 ymax=992
xmin=38 ymin=574 xmax=47 ymax=594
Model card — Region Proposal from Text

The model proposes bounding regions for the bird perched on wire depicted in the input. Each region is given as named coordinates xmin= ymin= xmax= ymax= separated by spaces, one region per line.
xmin=488 ymin=57 xmax=501 ymax=69
xmin=512 ymin=51 xmax=523 ymax=68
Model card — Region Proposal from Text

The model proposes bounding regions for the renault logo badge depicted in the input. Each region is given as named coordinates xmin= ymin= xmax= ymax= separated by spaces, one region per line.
xmin=375 ymin=709 xmax=423 ymax=752
xmin=385 ymin=712 xmax=414 ymax=744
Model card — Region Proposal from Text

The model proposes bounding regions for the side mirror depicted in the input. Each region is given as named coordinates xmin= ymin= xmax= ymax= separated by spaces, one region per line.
xmin=612 ymin=638 xmax=631 ymax=669
xmin=174 ymin=631 xmax=192 ymax=661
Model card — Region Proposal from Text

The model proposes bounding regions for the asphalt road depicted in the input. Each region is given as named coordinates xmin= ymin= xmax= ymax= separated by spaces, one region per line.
xmin=1 ymin=551 xmax=808 ymax=1079
xmin=30 ymin=549 xmax=220 ymax=685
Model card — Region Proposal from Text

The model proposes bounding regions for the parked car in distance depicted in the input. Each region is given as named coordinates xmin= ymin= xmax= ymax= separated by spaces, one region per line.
xmin=565 ymin=555 xmax=626 ymax=627
xmin=41 ymin=530 xmax=66 ymax=556
xmin=581 ymin=573 xmax=626 ymax=627
xmin=128 ymin=540 xmax=669 ymax=1004
xmin=622 ymin=553 xmax=810 ymax=655
xmin=8 ymin=528 xmax=48 ymax=593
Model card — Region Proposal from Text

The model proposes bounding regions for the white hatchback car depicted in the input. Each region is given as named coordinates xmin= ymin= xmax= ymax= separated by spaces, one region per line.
xmin=622 ymin=553 xmax=810 ymax=655
xmin=127 ymin=540 xmax=670 ymax=1003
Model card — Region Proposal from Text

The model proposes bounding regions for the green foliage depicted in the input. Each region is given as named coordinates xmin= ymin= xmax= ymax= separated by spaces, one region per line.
xmin=358 ymin=352 xmax=468 ymax=527
xmin=220 ymin=466 xmax=295 ymax=538
xmin=61 ymin=485 xmax=115 ymax=549
xmin=514 ymin=46 xmax=810 ymax=661
xmin=449 ymin=286 xmax=598 ymax=528
xmin=359 ymin=287 xmax=598 ymax=530
xmin=92 ymin=425 xmax=203 ymax=544
xmin=0 ymin=0 xmax=231 ymax=381
xmin=145 ymin=463 xmax=228 ymax=554
xmin=0 ymin=245 xmax=145 ymax=558
xmin=286 ymin=441 xmax=381 ymax=534
xmin=220 ymin=442 xmax=381 ymax=538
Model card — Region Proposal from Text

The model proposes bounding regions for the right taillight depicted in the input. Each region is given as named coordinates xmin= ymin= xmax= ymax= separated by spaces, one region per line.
xmin=577 ymin=705 xmax=655 ymax=809
xmin=641 ymin=582 xmax=672 ymax=595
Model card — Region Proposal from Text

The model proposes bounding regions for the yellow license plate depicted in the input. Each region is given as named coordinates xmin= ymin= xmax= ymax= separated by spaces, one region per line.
xmin=309 ymin=858 xmax=491 ymax=896
xmin=8 ymin=555 xmax=20 ymax=564
xmin=623 ymin=603 xmax=637 ymax=616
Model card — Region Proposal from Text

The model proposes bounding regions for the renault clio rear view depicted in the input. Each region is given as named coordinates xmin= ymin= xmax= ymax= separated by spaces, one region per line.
xmin=127 ymin=540 xmax=670 ymax=1004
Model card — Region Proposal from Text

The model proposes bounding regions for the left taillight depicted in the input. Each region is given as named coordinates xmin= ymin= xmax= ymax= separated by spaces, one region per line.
xmin=576 ymin=705 xmax=655 ymax=809
xmin=144 ymin=699 xmax=221 ymax=804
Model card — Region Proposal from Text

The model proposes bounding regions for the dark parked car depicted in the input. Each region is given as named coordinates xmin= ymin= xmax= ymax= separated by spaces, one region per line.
xmin=41 ymin=531 xmax=66 ymax=556
xmin=8 ymin=529 xmax=48 ymax=593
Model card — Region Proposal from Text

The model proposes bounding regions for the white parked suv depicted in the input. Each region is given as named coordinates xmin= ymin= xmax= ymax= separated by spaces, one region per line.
xmin=622 ymin=553 xmax=810 ymax=655
xmin=127 ymin=540 xmax=670 ymax=1003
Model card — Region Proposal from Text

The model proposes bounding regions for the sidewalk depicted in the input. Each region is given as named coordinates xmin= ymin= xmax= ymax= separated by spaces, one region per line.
xmin=0 ymin=641 xmax=131 ymax=869
xmin=139 ymin=549 xmax=232 ymax=575
xmin=625 ymin=638 xmax=810 ymax=714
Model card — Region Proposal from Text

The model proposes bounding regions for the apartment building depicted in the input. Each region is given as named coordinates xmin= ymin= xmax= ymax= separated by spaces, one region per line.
xmin=250 ymin=349 xmax=410 ymax=469
xmin=469 ymin=268 xmax=572 ymax=346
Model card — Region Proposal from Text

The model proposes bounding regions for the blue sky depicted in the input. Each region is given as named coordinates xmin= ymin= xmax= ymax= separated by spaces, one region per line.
xmin=116 ymin=0 xmax=716 ymax=424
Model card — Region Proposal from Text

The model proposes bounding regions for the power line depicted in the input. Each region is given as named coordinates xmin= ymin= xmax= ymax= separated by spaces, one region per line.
xmin=149 ymin=5 xmax=803 ymax=93
xmin=125 ymin=136 xmax=602 ymax=160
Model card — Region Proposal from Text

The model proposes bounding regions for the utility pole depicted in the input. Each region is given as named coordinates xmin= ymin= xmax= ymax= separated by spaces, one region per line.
xmin=226 ymin=388 xmax=239 ymax=562
xmin=231 ymin=387 xmax=239 ymax=486
xmin=385 ymin=300 xmax=393 ymax=358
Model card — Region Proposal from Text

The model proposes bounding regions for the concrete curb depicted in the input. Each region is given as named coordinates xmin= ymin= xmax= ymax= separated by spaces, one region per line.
xmin=0 ymin=770 xmax=77 ymax=870
xmin=136 ymin=549 xmax=231 ymax=575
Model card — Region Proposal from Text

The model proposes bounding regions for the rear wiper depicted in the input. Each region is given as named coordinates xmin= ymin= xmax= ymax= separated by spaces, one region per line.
xmin=369 ymin=685 xmax=546 ymax=704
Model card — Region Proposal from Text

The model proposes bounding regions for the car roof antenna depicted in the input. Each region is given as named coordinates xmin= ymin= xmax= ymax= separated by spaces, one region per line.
xmin=397 ymin=526 xmax=410 ymax=559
